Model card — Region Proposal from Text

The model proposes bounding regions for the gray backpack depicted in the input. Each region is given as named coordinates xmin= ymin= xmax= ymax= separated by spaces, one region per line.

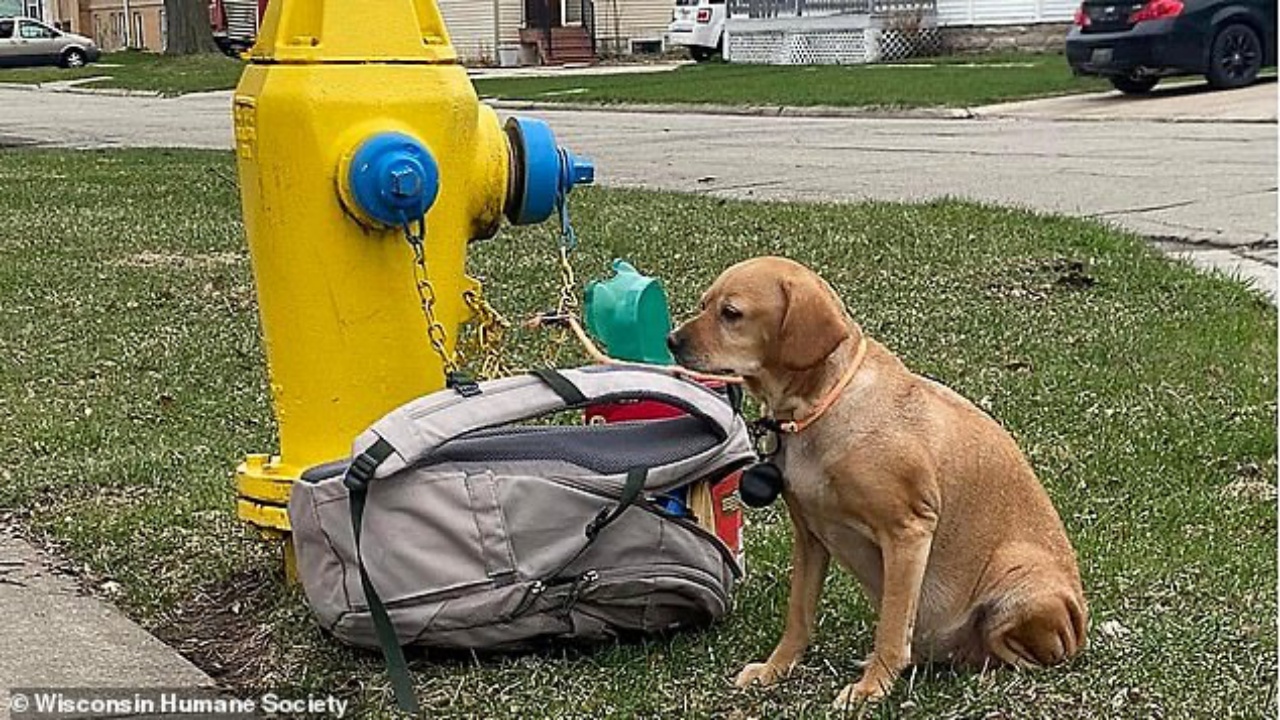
xmin=288 ymin=365 xmax=756 ymax=712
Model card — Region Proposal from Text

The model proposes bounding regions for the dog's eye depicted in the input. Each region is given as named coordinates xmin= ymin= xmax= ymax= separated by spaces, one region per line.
xmin=720 ymin=305 xmax=743 ymax=322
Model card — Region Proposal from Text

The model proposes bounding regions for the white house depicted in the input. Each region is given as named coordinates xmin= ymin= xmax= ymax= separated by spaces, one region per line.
xmin=936 ymin=0 xmax=1076 ymax=25
xmin=724 ymin=0 xmax=1077 ymax=63
xmin=439 ymin=0 xmax=673 ymax=64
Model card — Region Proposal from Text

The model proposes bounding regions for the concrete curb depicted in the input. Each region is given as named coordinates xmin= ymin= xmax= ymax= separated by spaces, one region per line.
xmin=483 ymin=98 xmax=976 ymax=120
xmin=0 ymin=527 xmax=214 ymax=707
xmin=972 ymin=111 xmax=1277 ymax=124
xmin=48 ymin=86 xmax=163 ymax=98
xmin=484 ymin=97 xmax=1274 ymax=124
xmin=0 ymin=80 xmax=161 ymax=98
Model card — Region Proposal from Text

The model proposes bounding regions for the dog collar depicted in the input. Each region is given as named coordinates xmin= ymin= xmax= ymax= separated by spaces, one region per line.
xmin=764 ymin=336 xmax=868 ymax=435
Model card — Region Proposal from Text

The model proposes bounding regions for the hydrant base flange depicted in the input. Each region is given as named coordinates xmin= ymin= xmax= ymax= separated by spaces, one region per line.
xmin=235 ymin=454 xmax=298 ymax=533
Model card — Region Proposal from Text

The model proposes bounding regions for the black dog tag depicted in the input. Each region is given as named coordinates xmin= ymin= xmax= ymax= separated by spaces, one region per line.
xmin=739 ymin=462 xmax=784 ymax=508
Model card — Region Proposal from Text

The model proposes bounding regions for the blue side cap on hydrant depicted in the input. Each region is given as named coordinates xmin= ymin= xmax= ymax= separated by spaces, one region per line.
xmin=347 ymin=132 xmax=441 ymax=227
xmin=504 ymin=117 xmax=594 ymax=225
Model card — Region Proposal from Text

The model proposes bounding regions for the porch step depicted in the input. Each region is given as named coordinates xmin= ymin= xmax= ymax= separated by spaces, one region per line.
xmin=520 ymin=26 xmax=595 ymax=65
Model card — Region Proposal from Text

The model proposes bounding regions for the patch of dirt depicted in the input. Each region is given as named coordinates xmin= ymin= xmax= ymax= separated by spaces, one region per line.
xmin=987 ymin=257 xmax=1098 ymax=302
xmin=1221 ymin=460 xmax=1277 ymax=502
xmin=113 ymin=251 xmax=245 ymax=270
xmin=152 ymin=568 xmax=281 ymax=691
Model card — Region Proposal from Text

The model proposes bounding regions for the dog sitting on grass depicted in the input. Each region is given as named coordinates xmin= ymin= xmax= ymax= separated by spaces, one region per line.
xmin=668 ymin=257 xmax=1087 ymax=708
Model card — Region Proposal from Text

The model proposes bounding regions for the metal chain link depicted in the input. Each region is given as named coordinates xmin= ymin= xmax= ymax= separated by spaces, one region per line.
xmin=462 ymin=287 xmax=514 ymax=379
xmin=402 ymin=218 xmax=460 ymax=376
xmin=400 ymin=183 xmax=584 ymax=379
xmin=542 ymin=191 xmax=582 ymax=368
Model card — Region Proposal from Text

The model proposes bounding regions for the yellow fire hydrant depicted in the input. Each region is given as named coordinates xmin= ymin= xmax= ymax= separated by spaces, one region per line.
xmin=231 ymin=0 xmax=594 ymax=551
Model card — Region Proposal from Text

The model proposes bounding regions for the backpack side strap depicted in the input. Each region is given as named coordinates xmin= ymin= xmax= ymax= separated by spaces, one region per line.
xmin=529 ymin=367 xmax=588 ymax=405
xmin=343 ymin=437 xmax=419 ymax=715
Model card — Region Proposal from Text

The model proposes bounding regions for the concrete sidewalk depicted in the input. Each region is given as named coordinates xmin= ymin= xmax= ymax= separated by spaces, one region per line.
xmin=0 ymin=525 xmax=212 ymax=720
xmin=972 ymin=78 xmax=1277 ymax=123
xmin=467 ymin=61 xmax=688 ymax=80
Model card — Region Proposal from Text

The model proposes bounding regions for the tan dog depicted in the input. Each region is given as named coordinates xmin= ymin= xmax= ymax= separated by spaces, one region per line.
xmin=668 ymin=257 xmax=1087 ymax=708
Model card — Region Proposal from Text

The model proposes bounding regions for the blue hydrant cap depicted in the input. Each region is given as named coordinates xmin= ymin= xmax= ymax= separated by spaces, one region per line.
xmin=347 ymin=132 xmax=440 ymax=227
xmin=505 ymin=117 xmax=594 ymax=225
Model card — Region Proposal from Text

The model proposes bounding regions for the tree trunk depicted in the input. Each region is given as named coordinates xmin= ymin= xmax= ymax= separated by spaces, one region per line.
xmin=164 ymin=0 xmax=218 ymax=55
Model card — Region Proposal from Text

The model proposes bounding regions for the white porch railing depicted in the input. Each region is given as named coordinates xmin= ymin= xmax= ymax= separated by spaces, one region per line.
xmin=727 ymin=0 xmax=936 ymax=18
xmin=725 ymin=0 xmax=939 ymax=63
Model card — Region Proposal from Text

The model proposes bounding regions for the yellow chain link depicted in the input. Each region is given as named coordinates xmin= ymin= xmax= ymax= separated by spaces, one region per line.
xmin=462 ymin=287 xmax=514 ymax=380
xmin=402 ymin=206 xmax=584 ymax=381
xmin=542 ymin=245 xmax=581 ymax=367
xmin=555 ymin=245 xmax=578 ymax=316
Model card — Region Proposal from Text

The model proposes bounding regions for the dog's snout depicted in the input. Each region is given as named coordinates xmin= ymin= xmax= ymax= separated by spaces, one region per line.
xmin=666 ymin=332 xmax=683 ymax=354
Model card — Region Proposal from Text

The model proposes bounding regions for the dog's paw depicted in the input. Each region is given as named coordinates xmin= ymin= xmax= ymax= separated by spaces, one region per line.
xmin=831 ymin=678 xmax=889 ymax=710
xmin=734 ymin=661 xmax=788 ymax=689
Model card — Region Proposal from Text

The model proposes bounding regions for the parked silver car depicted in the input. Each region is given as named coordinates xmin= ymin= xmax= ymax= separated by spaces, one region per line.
xmin=0 ymin=17 xmax=101 ymax=68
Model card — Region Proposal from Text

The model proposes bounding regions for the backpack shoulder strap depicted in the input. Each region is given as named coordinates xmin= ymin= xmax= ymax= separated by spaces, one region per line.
xmin=354 ymin=365 xmax=740 ymax=479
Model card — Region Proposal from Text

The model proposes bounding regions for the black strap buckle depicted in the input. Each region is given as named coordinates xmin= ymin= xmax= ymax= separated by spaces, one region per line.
xmin=446 ymin=371 xmax=482 ymax=398
xmin=343 ymin=438 xmax=396 ymax=494
xmin=343 ymin=452 xmax=380 ymax=493
xmin=585 ymin=507 xmax=611 ymax=540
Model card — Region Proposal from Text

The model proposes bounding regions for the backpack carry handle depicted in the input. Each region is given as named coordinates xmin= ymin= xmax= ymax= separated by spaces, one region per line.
xmin=353 ymin=365 xmax=742 ymax=480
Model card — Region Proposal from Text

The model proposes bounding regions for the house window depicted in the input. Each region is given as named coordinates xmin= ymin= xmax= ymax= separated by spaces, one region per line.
xmin=112 ymin=11 xmax=125 ymax=47
xmin=131 ymin=10 xmax=143 ymax=48
xmin=158 ymin=8 xmax=166 ymax=50
xmin=564 ymin=0 xmax=582 ymax=24
xmin=23 ymin=0 xmax=40 ymax=19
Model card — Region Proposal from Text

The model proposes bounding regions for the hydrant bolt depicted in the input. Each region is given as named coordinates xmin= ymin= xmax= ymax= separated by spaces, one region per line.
xmin=389 ymin=165 xmax=423 ymax=199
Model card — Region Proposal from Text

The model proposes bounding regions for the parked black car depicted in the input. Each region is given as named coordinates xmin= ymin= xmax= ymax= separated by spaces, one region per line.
xmin=1066 ymin=0 xmax=1276 ymax=93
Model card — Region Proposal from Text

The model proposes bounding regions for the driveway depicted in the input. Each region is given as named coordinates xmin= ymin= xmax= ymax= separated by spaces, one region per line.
xmin=973 ymin=78 xmax=1277 ymax=123
xmin=0 ymin=84 xmax=1273 ymax=298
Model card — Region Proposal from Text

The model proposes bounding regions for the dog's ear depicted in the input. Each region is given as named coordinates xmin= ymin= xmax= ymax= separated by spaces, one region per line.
xmin=776 ymin=274 xmax=850 ymax=372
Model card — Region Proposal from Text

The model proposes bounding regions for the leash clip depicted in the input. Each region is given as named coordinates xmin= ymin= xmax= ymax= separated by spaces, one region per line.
xmin=748 ymin=418 xmax=782 ymax=460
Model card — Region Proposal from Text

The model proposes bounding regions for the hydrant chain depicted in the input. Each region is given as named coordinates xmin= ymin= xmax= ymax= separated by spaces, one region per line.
xmin=558 ymin=198 xmax=578 ymax=250
xmin=402 ymin=218 xmax=459 ymax=376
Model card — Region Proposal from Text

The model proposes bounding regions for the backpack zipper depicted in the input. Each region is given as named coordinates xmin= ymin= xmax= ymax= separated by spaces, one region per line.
xmin=379 ymin=577 xmax=499 ymax=610
xmin=576 ymin=564 xmax=730 ymax=610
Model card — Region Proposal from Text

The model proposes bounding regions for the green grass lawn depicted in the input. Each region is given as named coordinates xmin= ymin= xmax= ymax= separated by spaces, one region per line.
xmin=0 ymin=50 xmax=1105 ymax=106
xmin=0 ymin=50 xmax=244 ymax=95
xmin=0 ymin=148 xmax=1274 ymax=718
xmin=473 ymin=54 xmax=1108 ymax=109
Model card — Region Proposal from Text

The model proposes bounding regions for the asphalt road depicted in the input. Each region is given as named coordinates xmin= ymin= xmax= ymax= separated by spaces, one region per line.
xmin=0 ymin=83 xmax=1273 ymax=296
